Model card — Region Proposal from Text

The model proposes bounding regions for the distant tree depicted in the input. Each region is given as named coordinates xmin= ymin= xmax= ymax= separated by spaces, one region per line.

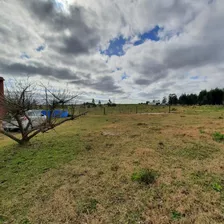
xmin=107 ymin=99 xmax=116 ymax=107
xmin=189 ymin=94 xmax=198 ymax=105
xmin=178 ymin=88 xmax=224 ymax=105
xmin=98 ymin=100 xmax=102 ymax=107
xmin=146 ymin=101 xmax=149 ymax=105
xmin=168 ymin=94 xmax=178 ymax=105
xmin=209 ymin=88 xmax=224 ymax=105
xmin=179 ymin=93 xmax=197 ymax=105
xmin=162 ymin=97 xmax=167 ymax=104
xmin=198 ymin=90 xmax=208 ymax=105
xmin=91 ymin=98 xmax=96 ymax=107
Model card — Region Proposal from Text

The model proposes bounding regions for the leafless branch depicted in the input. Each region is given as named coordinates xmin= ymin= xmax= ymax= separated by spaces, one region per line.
xmin=0 ymin=79 xmax=85 ymax=145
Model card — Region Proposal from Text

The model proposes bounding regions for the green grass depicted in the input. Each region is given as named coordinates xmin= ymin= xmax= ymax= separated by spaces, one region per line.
xmin=171 ymin=210 xmax=184 ymax=220
xmin=212 ymin=132 xmax=224 ymax=142
xmin=175 ymin=142 xmax=219 ymax=160
xmin=0 ymin=134 xmax=82 ymax=192
xmin=0 ymin=106 xmax=224 ymax=223
xmin=212 ymin=183 xmax=222 ymax=192
xmin=131 ymin=169 xmax=159 ymax=185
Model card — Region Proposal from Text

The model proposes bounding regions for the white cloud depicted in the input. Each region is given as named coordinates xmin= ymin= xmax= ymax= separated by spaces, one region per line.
xmin=0 ymin=0 xmax=223 ymax=103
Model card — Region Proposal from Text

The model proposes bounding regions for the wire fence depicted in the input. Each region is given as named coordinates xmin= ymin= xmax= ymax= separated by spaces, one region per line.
xmin=77 ymin=105 xmax=170 ymax=115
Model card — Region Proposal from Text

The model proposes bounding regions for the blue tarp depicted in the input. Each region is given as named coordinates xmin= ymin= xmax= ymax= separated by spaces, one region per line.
xmin=41 ymin=110 xmax=69 ymax=118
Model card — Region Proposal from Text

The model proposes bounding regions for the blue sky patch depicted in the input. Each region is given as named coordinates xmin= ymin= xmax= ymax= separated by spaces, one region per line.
xmin=134 ymin=25 xmax=161 ymax=46
xmin=101 ymin=25 xmax=162 ymax=57
xmin=36 ymin=45 xmax=45 ymax=52
xmin=101 ymin=36 xmax=126 ymax=57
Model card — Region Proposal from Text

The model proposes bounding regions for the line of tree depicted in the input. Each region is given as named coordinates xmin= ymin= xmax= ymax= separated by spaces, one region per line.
xmin=168 ymin=88 xmax=224 ymax=105
xmin=83 ymin=99 xmax=116 ymax=108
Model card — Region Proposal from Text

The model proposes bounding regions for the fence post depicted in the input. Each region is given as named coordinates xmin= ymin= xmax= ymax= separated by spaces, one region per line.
xmin=136 ymin=106 xmax=138 ymax=114
xmin=104 ymin=107 xmax=106 ymax=115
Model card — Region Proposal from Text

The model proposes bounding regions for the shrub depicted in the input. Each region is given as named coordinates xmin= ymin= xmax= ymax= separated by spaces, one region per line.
xmin=171 ymin=210 xmax=183 ymax=220
xmin=212 ymin=183 xmax=222 ymax=192
xmin=212 ymin=132 xmax=224 ymax=142
xmin=131 ymin=169 xmax=158 ymax=185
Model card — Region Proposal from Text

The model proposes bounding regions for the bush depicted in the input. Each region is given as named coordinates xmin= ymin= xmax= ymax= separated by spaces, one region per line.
xmin=212 ymin=183 xmax=222 ymax=192
xmin=131 ymin=169 xmax=158 ymax=185
xmin=171 ymin=210 xmax=183 ymax=220
xmin=212 ymin=132 xmax=224 ymax=142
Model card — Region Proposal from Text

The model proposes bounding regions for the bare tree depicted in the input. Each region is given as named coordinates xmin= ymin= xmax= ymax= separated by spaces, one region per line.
xmin=0 ymin=80 xmax=87 ymax=145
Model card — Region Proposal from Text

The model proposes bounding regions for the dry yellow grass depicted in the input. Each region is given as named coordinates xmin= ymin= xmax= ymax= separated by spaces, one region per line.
xmin=0 ymin=106 xmax=224 ymax=223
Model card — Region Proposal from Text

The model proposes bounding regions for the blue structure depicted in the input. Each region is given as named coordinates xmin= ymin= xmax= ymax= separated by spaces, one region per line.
xmin=41 ymin=110 xmax=69 ymax=118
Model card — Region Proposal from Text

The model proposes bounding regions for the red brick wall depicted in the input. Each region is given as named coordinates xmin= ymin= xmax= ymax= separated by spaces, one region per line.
xmin=0 ymin=77 xmax=4 ymax=119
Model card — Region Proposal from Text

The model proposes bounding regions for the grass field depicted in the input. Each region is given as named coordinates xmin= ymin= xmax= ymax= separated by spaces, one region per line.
xmin=0 ymin=105 xmax=224 ymax=224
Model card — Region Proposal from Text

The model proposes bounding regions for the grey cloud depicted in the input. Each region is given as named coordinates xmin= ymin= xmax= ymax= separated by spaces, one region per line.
xmin=138 ymin=87 xmax=169 ymax=99
xmin=132 ymin=61 xmax=168 ymax=85
xmin=93 ymin=76 xmax=123 ymax=93
xmin=0 ymin=61 xmax=78 ymax=80
xmin=164 ymin=42 xmax=224 ymax=70
xmin=24 ymin=0 xmax=100 ymax=55
xmin=135 ymin=79 xmax=151 ymax=86
xmin=71 ymin=76 xmax=123 ymax=93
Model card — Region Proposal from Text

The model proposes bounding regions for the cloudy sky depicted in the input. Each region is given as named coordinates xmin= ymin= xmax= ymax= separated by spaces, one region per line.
xmin=0 ymin=0 xmax=223 ymax=103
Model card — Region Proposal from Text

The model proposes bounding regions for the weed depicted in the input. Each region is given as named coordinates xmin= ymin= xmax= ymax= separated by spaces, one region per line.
xmin=212 ymin=132 xmax=224 ymax=142
xmin=191 ymin=171 xmax=222 ymax=191
xmin=199 ymin=129 xmax=205 ymax=134
xmin=131 ymin=169 xmax=159 ymax=185
xmin=171 ymin=210 xmax=183 ymax=220
xmin=0 ymin=215 xmax=7 ymax=223
xmin=212 ymin=183 xmax=222 ymax=192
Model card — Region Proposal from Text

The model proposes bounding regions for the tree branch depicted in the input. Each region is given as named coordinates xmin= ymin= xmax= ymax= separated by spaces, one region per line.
xmin=0 ymin=129 xmax=21 ymax=144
